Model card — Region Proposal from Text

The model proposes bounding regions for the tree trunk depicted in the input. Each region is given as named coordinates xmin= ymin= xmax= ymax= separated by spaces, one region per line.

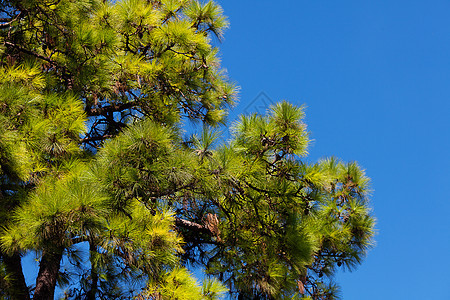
xmin=86 ymin=241 xmax=99 ymax=300
xmin=33 ymin=249 xmax=63 ymax=300
xmin=1 ymin=251 xmax=30 ymax=300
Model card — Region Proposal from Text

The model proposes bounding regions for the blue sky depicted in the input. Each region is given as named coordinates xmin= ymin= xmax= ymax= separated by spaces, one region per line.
xmin=218 ymin=0 xmax=450 ymax=299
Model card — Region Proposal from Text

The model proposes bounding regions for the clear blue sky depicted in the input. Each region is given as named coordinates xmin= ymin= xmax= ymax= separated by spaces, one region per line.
xmin=217 ymin=0 xmax=450 ymax=299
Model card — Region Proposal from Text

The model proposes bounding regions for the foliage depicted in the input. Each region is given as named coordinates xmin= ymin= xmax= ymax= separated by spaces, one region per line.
xmin=0 ymin=0 xmax=375 ymax=299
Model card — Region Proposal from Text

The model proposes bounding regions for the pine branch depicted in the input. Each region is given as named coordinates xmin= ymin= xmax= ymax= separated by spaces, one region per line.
xmin=79 ymin=134 xmax=113 ymax=144
xmin=175 ymin=217 xmax=213 ymax=236
xmin=0 ymin=12 xmax=23 ymax=29
xmin=86 ymin=102 xmax=137 ymax=116
xmin=4 ymin=42 xmax=56 ymax=65
xmin=4 ymin=41 xmax=74 ymax=88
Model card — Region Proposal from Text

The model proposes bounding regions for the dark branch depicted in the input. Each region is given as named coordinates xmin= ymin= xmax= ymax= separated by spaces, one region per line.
xmin=0 ymin=251 xmax=30 ymax=300
xmin=79 ymin=134 xmax=113 ymax=144
xmin=175 ymin=217 xmax=212 ymax=235
xmin=4 ymin=42 xmax=56 ymax=65
xmin=86 ymin=102 xmax=137 ymax=116
xmin=0 ymin=12 xmax=22 ymax=29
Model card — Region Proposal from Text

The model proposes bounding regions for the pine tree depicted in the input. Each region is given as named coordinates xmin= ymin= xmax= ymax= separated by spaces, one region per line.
xmin=0 ymin=0 xmax=375 ymax=299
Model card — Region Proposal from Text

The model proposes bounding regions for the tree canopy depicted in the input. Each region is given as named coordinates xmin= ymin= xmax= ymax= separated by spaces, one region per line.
xmin=0 ymin=0 xmax=375 ymax=299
